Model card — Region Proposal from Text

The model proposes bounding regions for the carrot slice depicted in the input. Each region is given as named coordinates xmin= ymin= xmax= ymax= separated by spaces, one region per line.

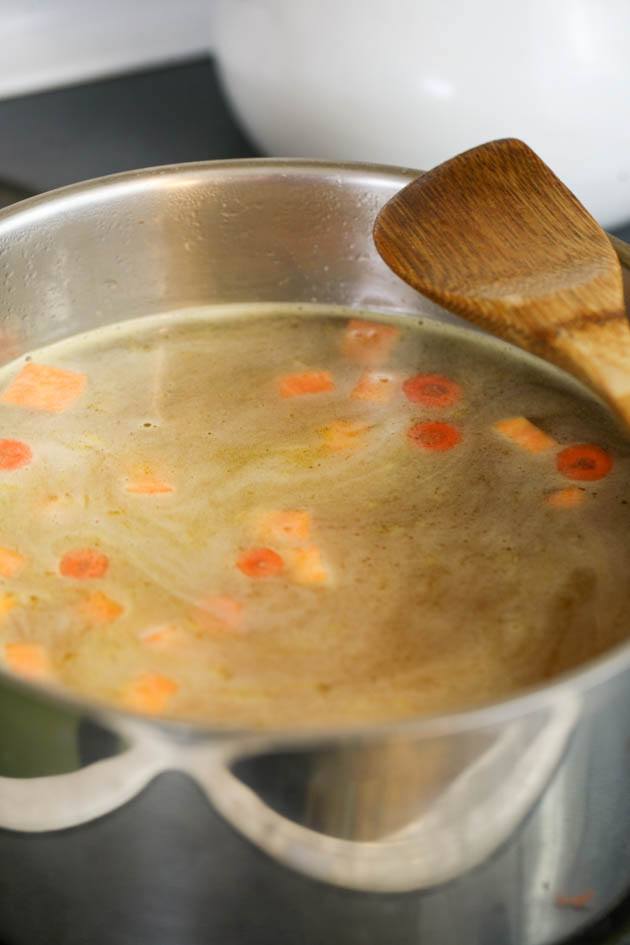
xmin=342 ymin=319 xmax=400 ymax=366
xmin=321 ymin=419 xmax=369 ymax=452
xmin=0 ymin=439 xmax=32 ymax=470
xmin=289 ymin=545 xmax=331 ymax=586
xmin=77 ymin=591 xmax=124 ymax=624
xmin=403 ymin=373 xmax=461 ymax=407
xmin=557 ymin=444 xmax=613 ymax=481
xmin=351 ymin=371 xmax=396 ymax=403
xmin=4 ymin=642 xmax=51 ymax=680
xmin=237 ymin=547 xmax=284 ymax=578
xmin=258 ymin=509 xmax=312 ymax=544
xmin=494 ymin=417 xmax=556 ymax=453
xmin=139 ymin=624 xmax=184 ymax=647
xmin=60 ymin=548 xmax=109 ymax=580
xmin=278 ymin=371 xmax=334 ymax=398
xmin=123 ymin=672 xmax=178 ymax=715
xmin=125 ymin=472 xmax=174 ymax=495
xmin=408 ymin=421 xmax=461 ymax=451
xmin=546 ymin=486 xmax=586 ymax=508
xmin=0 ymin=363 xmax=86 ymax=413
xmin=0 ymin=546 xmax=26 ymax=578
xmin=195 ymin=595 xmax=244 ymax=632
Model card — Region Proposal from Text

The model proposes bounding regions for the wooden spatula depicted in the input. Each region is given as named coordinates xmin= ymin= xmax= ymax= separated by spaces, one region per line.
xmin=374 ymin=138 xmax=630 ymax=427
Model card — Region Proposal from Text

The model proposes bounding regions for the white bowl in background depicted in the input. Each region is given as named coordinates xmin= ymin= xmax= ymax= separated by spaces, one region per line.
xmin=210 ymin=0 xmax=630 ymax=227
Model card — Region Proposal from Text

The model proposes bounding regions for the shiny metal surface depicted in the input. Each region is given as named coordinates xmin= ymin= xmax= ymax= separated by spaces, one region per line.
xmin=0 ymin=161 xmax=629 ymax=944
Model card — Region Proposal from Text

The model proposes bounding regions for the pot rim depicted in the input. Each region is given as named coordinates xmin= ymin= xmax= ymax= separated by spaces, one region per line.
xmin=1 ymin=156 xmax=629 ymax=744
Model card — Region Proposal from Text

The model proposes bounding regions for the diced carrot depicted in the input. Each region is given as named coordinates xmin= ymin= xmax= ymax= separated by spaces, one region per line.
xmin=0 ymin=546 xmax=25 ymax=578
xmin=59 ymin=548 xmax=109 ymax=580
xmin=4 ymin=642 xmax=51 ymax=680
xmin=546 ymin=486 xmax=586 ymax=508
xmin=403 ymin=373 xmax=462 ymax=408
xmin=321 ymin=419 xmax=369 ymax=452
xmin=289 ymin=545 xmax=331 ymax=586
xmin=278 ymin=371 xmax=334 ymax=398
xmin=195 ymin=595 xmax=244 ymax=633
xmin=139 ymin=623 xmax=184 ymax=647
xmin=0 ymin=362 xmax=86 ymax=413
xmin=125 ymin=472 xmax=174 ymax=495
xmin=494 ymin=417 xmax=556 ymax=453
xmin=554 ymin=890 xmax=594 ymax=910
xmin=0 ymin=593 xmax=16 ymax=620
xmin=0 ymin=439 xmax=32 ymax=470
xmin=342 ymin=319 xmax=400 ymax=366
xmin=237 ymin=547 xmax=284 ymax=578
xmin=408 ymin=421 xmax=461 ymax=451
xmin=557 ymin=444 xmax=613 ymax=481
xmin=123 ymin=672 xmax=178 ymax=715
xmin=258 ymin=509 xmax=312 ymax=544
xmin=77 ymin=591 xmax=124 ymax=624
xmin=351 ymin=371 xmax=396 ymax=403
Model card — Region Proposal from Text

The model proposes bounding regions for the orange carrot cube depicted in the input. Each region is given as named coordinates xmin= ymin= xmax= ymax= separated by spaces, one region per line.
xmin=289 ymin=545 xmax=331 ymax=586
xmin=0 ymin=363 xmax=86 ymax=413
xmin=139 ymin=623 xmax=184 ymax=647
xmin=258 ymin=509 xmax=312 ymax=544
xmin=125 ymin=471 xmax=174 ymax=495
xmin=546 ymin=486 xmax=586 ymax=508
xmin=0 ymin=546 xmax=26 ymax=578
xmin=278 ymin=371 xmax=334 ymax=398
xmin=4 ymin=642 xmax=51 ymax=680
xmin=351 ymin=371 xmax=396 ymax=403
xmin=194 ymin=595 xmax=244 ymax=633
xmin=126 ymin=479 xmax=174 ymax=495
xmin=342 ymin=319 xmax=400 ymax=366
xmin=493 ymin=417 xmax=556 ymax=453
xmin=0 ymin=439 xmax=32 ymax=470
xmin=59 ymin=548 xmax=109 ymax=580
xmin=77 ymin=591 xmax=124 ymax=624
xmin=321 ymin=419 xmax=368 ymax=452
xmin=123 ymin=672 xmax=178 ymax=715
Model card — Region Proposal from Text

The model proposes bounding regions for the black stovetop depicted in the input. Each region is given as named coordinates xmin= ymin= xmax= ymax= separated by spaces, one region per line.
xmin=0 ymin=56 xmax=629 ymax=945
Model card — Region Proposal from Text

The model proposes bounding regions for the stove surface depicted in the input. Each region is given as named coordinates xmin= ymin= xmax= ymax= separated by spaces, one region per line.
xmin=577 ymin=895 xmax=630 ymax=944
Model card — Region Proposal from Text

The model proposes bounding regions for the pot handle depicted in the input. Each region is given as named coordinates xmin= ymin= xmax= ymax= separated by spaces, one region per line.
xmin=0 ymin=693 xmax=577 ymax=893
xmin=0 ymin=733 xmax=174 ymax=833
xmin=189 ymin=696 xmax=579 ymax=893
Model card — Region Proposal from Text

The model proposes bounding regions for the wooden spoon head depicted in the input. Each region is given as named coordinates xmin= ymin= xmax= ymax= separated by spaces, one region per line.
xmin=374 ymin=138 xmax=624 ymax=350
xmin=374 ymin=138 xmax=630 ymax=428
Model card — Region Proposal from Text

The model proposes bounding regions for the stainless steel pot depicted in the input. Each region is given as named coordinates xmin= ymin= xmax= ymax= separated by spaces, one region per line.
xmin=0 ymin=160 xmax=629 ymax=945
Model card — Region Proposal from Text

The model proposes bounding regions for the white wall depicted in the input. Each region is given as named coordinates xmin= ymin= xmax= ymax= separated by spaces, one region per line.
xmin=0 ymin=0 xmax=211 ymax=99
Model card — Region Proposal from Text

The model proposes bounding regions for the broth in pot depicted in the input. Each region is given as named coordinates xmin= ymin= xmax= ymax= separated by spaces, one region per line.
xmin=0 ymin=303 xmax=625 ymax=728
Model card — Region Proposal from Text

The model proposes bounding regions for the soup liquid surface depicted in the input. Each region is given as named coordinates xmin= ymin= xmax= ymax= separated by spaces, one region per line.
xmin=0 ymin=305 xmax=627 ymax=728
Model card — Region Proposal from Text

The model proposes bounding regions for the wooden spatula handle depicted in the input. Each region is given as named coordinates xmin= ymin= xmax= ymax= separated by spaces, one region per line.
xmin=553 ymin=314 xmax=630 ymax=427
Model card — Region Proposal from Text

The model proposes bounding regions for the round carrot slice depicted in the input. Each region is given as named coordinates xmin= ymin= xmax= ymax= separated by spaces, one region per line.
xmin=60 ymin=548 xmax=109 ymax=580
xmin=556 ymin=444 xmax=613 ymax=481
xmin=0 ymin=439 xmax=32 ymax=470
xmin=408 ymin=421 xmax=461 ymax=451
xmin=237 ymin=547 xmax=284 ymax=578
xmin=403 ymin=374 xmax=461 ymax=407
